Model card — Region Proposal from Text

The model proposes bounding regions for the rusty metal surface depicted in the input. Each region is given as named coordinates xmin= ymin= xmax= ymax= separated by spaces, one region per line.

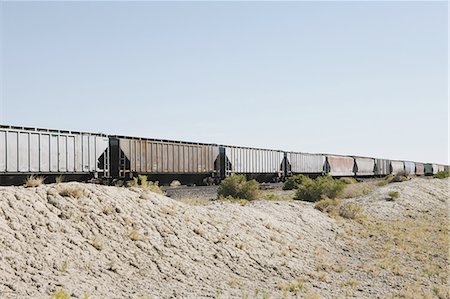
xmin=224 ymin=146 xmax=284 ymax=174
xmin=287 ymin=152 xmax=325 ymax=174
xmin=118 ymin=137 xmax=219 ymax=174
xmin=415 ymin=163 xmax=425 ymax=175
xmin=390 ymin=161 xmax=404 ymax=174
xmin=354 ymin=157 xmax=375 ymax=176
xmin=325 ymin=155 xmax=354 ymax=176
xmin=0 ymin=126 xmax=108 ymax=175
xmin=403 ymin=161 xmax=415 ymax=175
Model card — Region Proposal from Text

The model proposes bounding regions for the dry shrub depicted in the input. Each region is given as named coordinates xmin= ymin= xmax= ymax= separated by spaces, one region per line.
xmin=314 ymin=197 xmax=342 ymax=217
xmin=388 ymin=191 xmax=400 ymax=200
xmin=295 ymin=176 xmax=345 ymax=202
xmin=339 ymin=177 xmax=357 ymax=184
xmin=433 ymin=170 xmax=449 ymax=179
xmin=129 ymin=175 xmax=163 ymax=194
xmin=339 ymin=203 xmax=363 ymax=219
xmin=59 ymin=185 xmax=85 ymax=199
xmin=283 ymin=174 xmax=308 ymax=190
xmin=218 ymin=175 xmax=260 ymax=201
xmin=25 ymin=175 xmax=45 ymax=188
xmin=53 ymin=289 xmax=70 ymax=299
xmin=129 ymin=227 xmax=142 ymax=241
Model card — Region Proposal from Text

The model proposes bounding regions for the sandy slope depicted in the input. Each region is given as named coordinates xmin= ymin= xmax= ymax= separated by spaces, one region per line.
xmin=0 ymin=178 xmax=448 ymax=299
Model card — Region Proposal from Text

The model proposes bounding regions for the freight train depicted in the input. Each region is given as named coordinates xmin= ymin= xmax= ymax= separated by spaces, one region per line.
xmin=0 ymin=125 xmax=448 ymax=185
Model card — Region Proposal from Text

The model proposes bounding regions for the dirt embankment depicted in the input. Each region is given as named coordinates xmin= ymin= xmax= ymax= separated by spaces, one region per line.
xmin=0 ymin=178 xmax=448 ymax=298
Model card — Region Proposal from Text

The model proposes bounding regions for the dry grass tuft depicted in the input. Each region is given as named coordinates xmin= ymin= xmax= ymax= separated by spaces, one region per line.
xmin=129 ymin=227 xmax=142 ymax=241
xmin=25 ymin=175 xmax=45 ymax=188
xmin=91 ymin=236 xmax=103 ymax=251
xmin=59 ymin=185 xmax=85 ymax=199
xmin=339 ymin=203 xmax=363 ymax=220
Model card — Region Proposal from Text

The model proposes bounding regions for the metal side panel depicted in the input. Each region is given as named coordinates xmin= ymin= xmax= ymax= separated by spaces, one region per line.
xmin=95 ymin=136 xmax=109 ymax=172
xmin=390 ymin=161 xmax=404 ymax=174
xmin=0 ymin=131 xmax=5 ymax=172
xmin=375 ymin=159 xmax=390 ymax=176
xmin=415 ymin=163 xmax=424 ymax=175
xmin=67 ymin=136 xmax=75 ymax=172
xmin=432 ymin=164 xmax=439 ymax=174
xmin=354 ymin=157 xmax=375 ymax=176
xmin=29 ymin=133 xmax=40 ymax=172
xmin=58 ymin=135 xmax=67 ymax=172
xmin=326 ymin=155 xmax=354 ymax=176
xmin=403 ymin=161 xmax=415 ymax=174
xmin=6 ymin=131 xmax=18 ymax=172
xmin=50 ymin=134 xmax=58 ymax=172
xmin=288 ymin=152 xmax=325 ymax=173
xmin=40 ymin=134 xmax=50 ymax=172
xmin=18 ymin=132 xmax=29 ymax=172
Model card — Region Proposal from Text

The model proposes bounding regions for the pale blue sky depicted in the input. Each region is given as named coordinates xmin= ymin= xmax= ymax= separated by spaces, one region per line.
xmin=1 ymin=1 xmax=448 ymax=164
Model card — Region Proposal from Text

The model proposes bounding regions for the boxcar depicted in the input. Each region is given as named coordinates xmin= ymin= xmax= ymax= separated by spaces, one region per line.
xmin=374 ymin=158 xmax=390 ymax=176
xmin=437 ymin=165 xmax=445 ymax=173
xmin=390 ymin=161 xmax=404 ymax=174
xmin=415 ymin=163 xmax=425 ymax=176
xmin=403 ymin=161 xmax=415 ymax=175
xmin=325 ymin=155 xmax=354 ymax=177
xmin=286 ymin=152 xmax=325 ymax=176
xmin=354 ymin=157 xmax=375 ymax=176
xmin=109 ymin=136 xmax=220 ymax=184
xmin=223 ymin=145 xmax=285 ymax=181
xmin=0 ymin=125 xmax=109 ymax=184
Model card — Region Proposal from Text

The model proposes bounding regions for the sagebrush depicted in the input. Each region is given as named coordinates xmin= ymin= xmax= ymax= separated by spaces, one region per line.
xmin=283 ymin=174 xmax=308 ymax=190
xmin=218 ymin=175 xmax=260 ymax=200
xmin=294 ymin=176 xmax=345 ymax=202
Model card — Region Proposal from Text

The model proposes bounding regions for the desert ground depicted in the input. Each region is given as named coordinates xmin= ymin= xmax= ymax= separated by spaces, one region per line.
xmin=0 ymin=177 xmax=448 ymax=298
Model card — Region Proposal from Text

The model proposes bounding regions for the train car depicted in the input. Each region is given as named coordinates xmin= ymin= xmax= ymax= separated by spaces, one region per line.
xmin=403 ymin=161 xmax=415 ymax=175
xmin=374 ymin=158 xmax=390 ymax=176
xmin=415 ymin=162 xmax=425 ymax=176
xmin=390 ymin=161 xmax=404 ymax=174
xmin=424 ymin=163 xmax=438 ymax=175
xmin=324 ymin=155 xmax=354 ymax=177
xmin=109 ymin=136 xmax=220 ymax=185
xmin=0 ymin=125 xmax=109 ymax=185
xmin=437 ymin=165 xmax=445 ymax=173
xmin=286 ymin=152 xmax=325 ymax=176
xmin=353 ymin=157 xmax=375 ymax=176
xmin=222 ymin=145 xmax=285 ymax=181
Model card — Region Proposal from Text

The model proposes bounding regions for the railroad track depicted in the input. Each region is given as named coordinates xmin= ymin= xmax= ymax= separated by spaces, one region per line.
xmin=162 ymin=182 xmax=284 ymax=200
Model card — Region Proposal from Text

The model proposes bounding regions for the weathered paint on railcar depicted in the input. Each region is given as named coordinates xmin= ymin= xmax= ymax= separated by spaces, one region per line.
xmin=325 ymin=155 xmax=354 ymax=177
xmin=390 ymin=161 xmax=404 ymax=174
xmin=415 ymin=163 xmax=425 ymax=175
xmin=115 ymin=137 xmax=219 ymax=176
xmin=224 ymin=146 xmax=284 ymax=175
xmin=287 ymin=152 xmax=325 ymax=174
xmin=0 ymin=126 xmax=108 ymax=175
xmin=354 ymin=157 xmax=375 ymax=176
xmin=403 ymin=161 xmax=415 ymax=175
xmin=374 ymin=159 xmax=390 ymax=176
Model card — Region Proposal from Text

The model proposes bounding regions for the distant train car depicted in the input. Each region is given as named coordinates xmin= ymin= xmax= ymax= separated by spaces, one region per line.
xmin=324 ymin=155 xmax=354 ymax=177
xmin=286 ymin=152 xmax=325 ymax=176
xmin=424 ymin=163 xmax=438 ymax=175
xmin=403 ymin=161 xmax=415 ymax=175
xmin=0 ymin=125 xmax=109 ymax=184
xmin=437 ymin=165 xmax=445 ymax=173
xmin=374 ymin=158 xmax=390 ymax=176
xmin=109 ymin=136 xmax=220 ymax=185
xmin=222 ymin=145 xmax=285 ymax=181
xmin=415 ymin=163 xmax=425 ymax=176
xmin=353 ymin=157 xmax=375 ymax=176
xmin=390 ymin=161 xmax=404 ymax=174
